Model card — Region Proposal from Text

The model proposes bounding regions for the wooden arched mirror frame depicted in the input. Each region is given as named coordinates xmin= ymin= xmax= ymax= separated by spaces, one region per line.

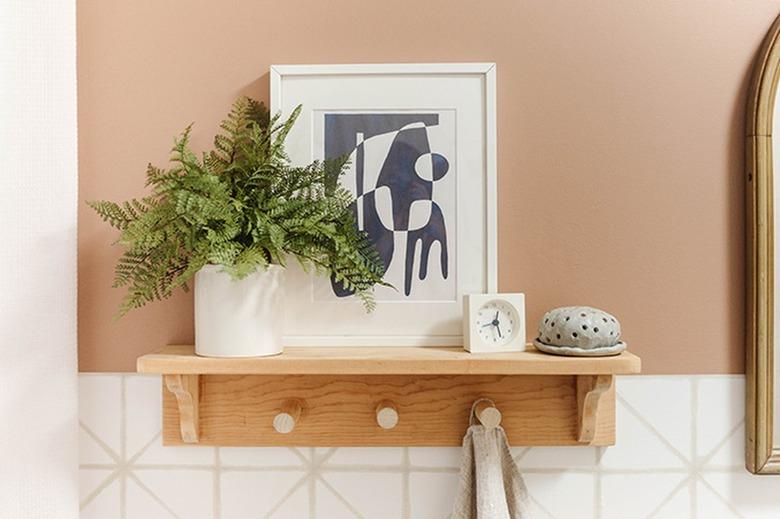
xmin=747 ymin=13 xmax=780 ymax=474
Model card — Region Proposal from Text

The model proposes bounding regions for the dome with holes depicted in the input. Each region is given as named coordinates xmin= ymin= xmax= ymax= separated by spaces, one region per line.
xmin=534 ymin=306 xmax=626 ymax=357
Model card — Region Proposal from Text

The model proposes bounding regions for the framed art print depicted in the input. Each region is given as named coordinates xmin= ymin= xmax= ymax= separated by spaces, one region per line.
xmin=270 ymin=63 xmax=497 ymax=346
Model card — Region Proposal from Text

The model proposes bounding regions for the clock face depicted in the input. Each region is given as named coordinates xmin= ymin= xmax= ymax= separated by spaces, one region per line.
xmin=475 ymin=299 xmax=520 ymax=347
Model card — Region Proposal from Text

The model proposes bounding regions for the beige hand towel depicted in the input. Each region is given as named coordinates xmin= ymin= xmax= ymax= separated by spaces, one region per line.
xmin=452 ymin=408 xmax=531 ymax=518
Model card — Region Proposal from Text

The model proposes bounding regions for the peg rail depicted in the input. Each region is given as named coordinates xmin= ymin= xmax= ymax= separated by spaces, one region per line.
xmin=137 ymin=345 xmax=641 ymax=447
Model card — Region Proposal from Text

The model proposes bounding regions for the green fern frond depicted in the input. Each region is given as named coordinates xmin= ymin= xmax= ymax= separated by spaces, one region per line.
xmin=90 ymin=96 xmax=387 ymax=316
xmin=88 ymin=200 xmax=135 ymax=230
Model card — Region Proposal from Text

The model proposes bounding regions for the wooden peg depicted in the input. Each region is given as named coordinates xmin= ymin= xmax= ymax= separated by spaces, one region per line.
xmin=375 ymin=400 xmax=399 ymax=429
xmin=474 ymin=399 xmax=502 ymax=428
xmin=273 ymin=400 xmax=302 ymax=434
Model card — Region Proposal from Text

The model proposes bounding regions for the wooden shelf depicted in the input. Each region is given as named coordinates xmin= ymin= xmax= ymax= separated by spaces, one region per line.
xmin=137 ymin=345 xmax=641 ymax=376
xmin=137 ymin=345 xmax=641 ymax=448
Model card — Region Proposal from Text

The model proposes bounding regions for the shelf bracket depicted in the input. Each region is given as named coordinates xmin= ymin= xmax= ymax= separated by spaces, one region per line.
xmin=576 ymin=375 xmax=613 ymax=444
xmin=164 ymin=374 xmax=200 ymax=443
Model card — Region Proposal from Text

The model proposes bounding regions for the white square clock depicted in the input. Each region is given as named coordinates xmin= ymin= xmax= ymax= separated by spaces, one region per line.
xmin=463 ymin=293 xmax=526 ymax=353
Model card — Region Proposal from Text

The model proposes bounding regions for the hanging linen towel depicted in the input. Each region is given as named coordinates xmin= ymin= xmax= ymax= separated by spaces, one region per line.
xmin=451 ymin=404 xmax=531 ymax=519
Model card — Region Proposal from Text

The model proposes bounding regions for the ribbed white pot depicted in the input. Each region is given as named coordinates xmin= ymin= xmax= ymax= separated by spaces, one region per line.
xmin=194 ymin=264 xmax=285 ymax=357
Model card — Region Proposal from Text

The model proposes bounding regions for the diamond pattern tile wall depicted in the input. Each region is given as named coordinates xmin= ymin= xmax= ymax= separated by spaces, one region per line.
xmin=79 ymin=374 xmax=780 ymax=519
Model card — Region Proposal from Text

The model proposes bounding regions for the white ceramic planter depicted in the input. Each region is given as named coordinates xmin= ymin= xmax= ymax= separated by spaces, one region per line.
xmin=194 ymin=264 xmax=285 ymax=357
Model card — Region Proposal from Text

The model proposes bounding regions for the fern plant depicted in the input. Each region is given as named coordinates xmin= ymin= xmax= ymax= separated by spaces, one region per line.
xmin=89 ymin=97 xmax=387 ymax=316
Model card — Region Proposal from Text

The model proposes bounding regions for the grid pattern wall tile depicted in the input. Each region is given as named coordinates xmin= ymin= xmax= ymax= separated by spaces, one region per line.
xmin=79 ymin=374 xmax=779 ymax=519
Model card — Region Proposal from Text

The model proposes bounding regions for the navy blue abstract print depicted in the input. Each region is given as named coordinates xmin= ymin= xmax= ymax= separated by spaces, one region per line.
xmin=323 ymin=113 xmax=455 ymax=300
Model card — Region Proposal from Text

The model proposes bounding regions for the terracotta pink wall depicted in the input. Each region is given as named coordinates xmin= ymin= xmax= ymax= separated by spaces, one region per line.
xmin=77 ymin=0 xmax=780 ymax=373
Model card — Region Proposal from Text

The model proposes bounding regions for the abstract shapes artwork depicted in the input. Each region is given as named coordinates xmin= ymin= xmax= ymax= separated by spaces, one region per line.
xmin=272 ymin=63 xmax=496 ymax=344
xmin=319 ymin=112 xmax=457 ymax=301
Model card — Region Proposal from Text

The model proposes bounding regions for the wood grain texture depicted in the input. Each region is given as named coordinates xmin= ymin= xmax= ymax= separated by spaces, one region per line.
xmin=139 ymin=345 xmax=641 ymax=376
xmin=163 ymin=374 xmax=199 ymax=443
xmin=576 ymin=375 xmax=613 ymax=443
xmin=161 ymin=373 xmax=616 ymax=446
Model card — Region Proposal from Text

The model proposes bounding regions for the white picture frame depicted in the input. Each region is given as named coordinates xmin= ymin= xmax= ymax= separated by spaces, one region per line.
xmin=270 ymin=63 xmax=497 ymax=346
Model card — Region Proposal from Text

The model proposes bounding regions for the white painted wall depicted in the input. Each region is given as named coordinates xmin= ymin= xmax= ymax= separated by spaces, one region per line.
xmin=0 ymin=1 xmax=78 ymax=518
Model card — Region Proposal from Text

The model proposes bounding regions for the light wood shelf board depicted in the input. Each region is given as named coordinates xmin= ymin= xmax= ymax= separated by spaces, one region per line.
xmin=140 ymin=344 xmax=639 ymax=447
xmin=138 ymin=345 xmax=641 ymax=376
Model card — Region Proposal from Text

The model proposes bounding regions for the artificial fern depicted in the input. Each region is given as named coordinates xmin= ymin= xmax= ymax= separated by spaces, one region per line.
xmin=90 ymin=97 xmax=387 ymax=315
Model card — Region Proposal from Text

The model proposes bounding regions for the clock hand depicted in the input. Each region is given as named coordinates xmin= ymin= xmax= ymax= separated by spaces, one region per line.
xmin=481 ymin=323 xmax=493 ymax=328
xmin=496 ymin=323 xmax=502 ymax=338
xmin=494 ymin=311 xmax=499 ymax=322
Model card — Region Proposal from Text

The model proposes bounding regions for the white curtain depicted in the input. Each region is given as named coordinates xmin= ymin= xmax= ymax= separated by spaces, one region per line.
xmin=0 ymin=1 xmax=78 ymax=518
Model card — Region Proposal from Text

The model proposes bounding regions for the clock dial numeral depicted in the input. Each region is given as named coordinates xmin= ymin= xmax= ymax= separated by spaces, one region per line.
xmin=475 ymin=300 xmax=520 ymax=348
